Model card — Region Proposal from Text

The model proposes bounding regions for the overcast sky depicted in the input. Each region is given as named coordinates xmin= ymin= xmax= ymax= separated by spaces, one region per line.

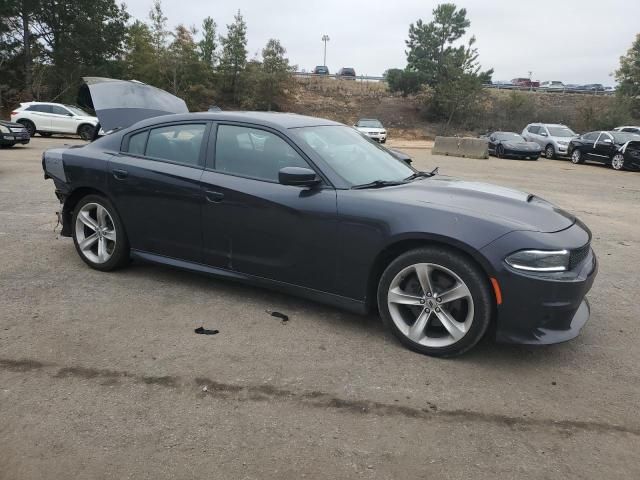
xmin=125 ymin=0 xmax=640 ymax=85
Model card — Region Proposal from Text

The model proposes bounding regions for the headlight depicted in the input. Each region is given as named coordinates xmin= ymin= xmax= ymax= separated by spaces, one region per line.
xmin=505 ymin=249 xmax=569 ymax=272
xmin=381 ymin=131 xmax=387 ymax=135
xmin=0 ymin=125 xmax=10 ymax=133
xmin=557 ymin=141 xmax=568 ymax=146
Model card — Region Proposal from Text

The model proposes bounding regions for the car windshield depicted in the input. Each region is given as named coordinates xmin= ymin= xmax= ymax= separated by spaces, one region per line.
xmin=294 ymin=126 xmax=413 ymax=186
xmin=65 ymin=105 xmax=90 ymax=116
xmin=357 ymin=120 xmax=383 ymax=128
xmin=612 ymin=132 xmax=640 ymax=143
xmin=547 ymin=126 xmax=575 ymax=137
xmin=495 ymin=132 xmax=524 ymax=141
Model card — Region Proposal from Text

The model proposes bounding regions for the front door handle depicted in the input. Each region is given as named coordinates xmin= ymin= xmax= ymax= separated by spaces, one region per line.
xmin=112 ymin=169 xmax=128 ymax=180
xmin=205 ymin=190 xmax=224 ymax=203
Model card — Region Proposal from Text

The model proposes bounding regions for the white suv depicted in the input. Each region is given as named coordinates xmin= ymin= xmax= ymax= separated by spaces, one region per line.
xmin=10 ymin=102 xmax=99 ymax=140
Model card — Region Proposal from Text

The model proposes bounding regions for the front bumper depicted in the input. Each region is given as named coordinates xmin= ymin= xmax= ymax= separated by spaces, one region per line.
xmin=481 ymin=221 xmax=597 ymax=345
xmin=366 ymin=133 xmax=387 ymax=142
xmin=503 ymin=148 xmax=540 ymax=159
xmin=555 ymin=144 xmax=569 ymax=155
xmin=0 ymin=131 xmax=30 ymax=145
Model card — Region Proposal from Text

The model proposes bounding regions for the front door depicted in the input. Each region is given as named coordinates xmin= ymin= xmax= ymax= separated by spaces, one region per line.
xmin=200 ymin=123 xmax=339 ymax=292
xmin=108 ymin=122 xmax=210 ymax=262
xmin=50 ymin=105 xmax=78 ymax=133
xmin=593 ymin=132 xmax=616 ymax=163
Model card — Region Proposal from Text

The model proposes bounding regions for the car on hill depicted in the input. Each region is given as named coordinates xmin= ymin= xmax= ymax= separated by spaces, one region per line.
xmin=568 ymin=130 xmax=640 ymax=171
xmin=521 ymin=123 xmax=577 ymax=159
xmin=0 ymin=119 xmax=30 ymax=148
xmin=337 ymin=67 xmax=356 ymax=80
xmin=313 ymin=65 xmax=330 ymax=75
xmin=41 ymin=77 xmax=597 ymax=357
xmin=487 ymin=132 xmax=541 ymax=160
xmin=511 ymin=78 xmax=539 ymax=88
xmin=538 ymin=81 xmax=565 ymax=92
xmin=354 ymin=118 xmax=387 ymax=143
xmin=10 ymin=102 xmax=99 ymax=140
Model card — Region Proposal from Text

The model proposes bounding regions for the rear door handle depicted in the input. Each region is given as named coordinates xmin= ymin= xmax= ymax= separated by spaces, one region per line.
xmin=112 ymin=169 xmax=128 ymax=180
xmin=205 ymin=190 xmax=224 ymax=203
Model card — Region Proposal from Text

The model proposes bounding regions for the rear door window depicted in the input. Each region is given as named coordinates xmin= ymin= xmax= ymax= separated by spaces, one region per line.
xmin=26 ymin=104 xmax=52 ymax=113
xmin=127 ymin=130 xmax=148 ymax=155
xmin=144 ymin=123 xmax=206 ymax=167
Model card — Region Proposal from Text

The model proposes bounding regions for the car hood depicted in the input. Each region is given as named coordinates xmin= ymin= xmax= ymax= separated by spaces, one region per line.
xmin=374 ymin=176 xmax=575 ymax=233
xmin=78 ymin=77 xmax=188 ymax=131
xmin=503 ymin=141 xmax=540 ymax=149
xmin=0 ymin=120 xmax=26 ymax=128
xmin=357 ymin=127 xmax=385 ymax=133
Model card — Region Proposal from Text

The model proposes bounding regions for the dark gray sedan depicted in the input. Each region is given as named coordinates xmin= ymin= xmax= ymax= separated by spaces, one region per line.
xmin=41 ymin=78 xmax=597 ymax=357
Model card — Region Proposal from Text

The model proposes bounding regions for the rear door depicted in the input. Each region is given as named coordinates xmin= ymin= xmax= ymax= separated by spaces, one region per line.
xmin=200 ymin=123 xmax=339 ymax=292
xmin=25 ymin=104 xmax=53 ymax=131
xmin=108 ymin=121 xmax=210 ymax=262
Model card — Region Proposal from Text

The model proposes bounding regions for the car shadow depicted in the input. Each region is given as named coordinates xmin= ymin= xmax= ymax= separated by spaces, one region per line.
xmin=119 ymin=259 xmax=580 ymax=364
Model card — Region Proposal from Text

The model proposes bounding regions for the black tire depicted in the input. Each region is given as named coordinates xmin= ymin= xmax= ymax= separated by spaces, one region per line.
xmin=496 ymin=144 xmax=505 ymax=158
xmin=78 ymin=124 xmax=95 ymax=141
xmin=71 ymin=194 xmax=130 ymax=271
xmin=545 ymin=144 xmax=555 ymax=159
xmin=18 ymin=120 xmax=36 ymax=137
xmin=377 ymin=246 xmax=493 ymax=357
xmin=381 ymin=139 xmax=387 ymax=144
xmin=570 ymin=148 xmax=583 ymax=164
xmin=40 ymin=132 xmax=53 ymax=138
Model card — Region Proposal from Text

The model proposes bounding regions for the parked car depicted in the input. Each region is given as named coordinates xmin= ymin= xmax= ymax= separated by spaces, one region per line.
xmin=41 ymin=78 xmax=598 ymax=357
xmin=11 ymin=102 xmax=99 ymax=140
xmin=313 ymin=65 xmax=330 ymax=75
xmin=354 ymin=118 xmax=387 ymax=143
xmin=613 ymin=126 xmax=640 ymax=134
xmin=487 ymin=132 xmax=541 ymax=160
xmin=511 ymin=78 xmax=539 ymax=88
xmin=538 ymin=81 xmax=565 ymax=92
xmin=564 ymin=84 xmax=582 ymax=91
xmin=568 ymin=131 xmax=640 ymax=171
xmin=0 ymin=119 xmax=30 ymax=148
xmin=522 ymin=123 xmax=577 ymax=159
xmin=337 ymin=67 xmax=356 ymax=80
xmin=580 ymin=84 xmax=605 ymax=92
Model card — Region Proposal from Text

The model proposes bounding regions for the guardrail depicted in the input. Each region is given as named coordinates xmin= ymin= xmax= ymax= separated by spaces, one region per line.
xmin=294 ymin=73 xmax=615 ymax=94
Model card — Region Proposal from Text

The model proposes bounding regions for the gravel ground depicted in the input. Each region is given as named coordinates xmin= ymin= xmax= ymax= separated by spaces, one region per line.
xmin=1 ymin=137 xmax=639 ymax=479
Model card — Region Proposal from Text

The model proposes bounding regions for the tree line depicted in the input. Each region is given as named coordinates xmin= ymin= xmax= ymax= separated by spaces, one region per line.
xmin=0 ymin=0 xmax=295 ymax=113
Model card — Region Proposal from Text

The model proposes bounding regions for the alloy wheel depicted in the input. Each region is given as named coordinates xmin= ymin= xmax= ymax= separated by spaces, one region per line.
xmin=387 ymin=263 xmax=474 ymax=348
xmin=496 ymin=145 xmax=504 ymax=158
xmin=79 ymin=125 xmax=94 ymax=141
xmin=611 ymin=154 xmax=625 ymax=171
xmin=545 ymin=145 xmax=555 ymax=159
xmin=74 ymin=202 xmax=117 ymax=264
xmin=571 ymin=149 xmax=581 ymax=164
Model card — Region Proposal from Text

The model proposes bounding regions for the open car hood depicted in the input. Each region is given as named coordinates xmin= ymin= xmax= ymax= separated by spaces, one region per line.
xmin=78 ymin=77 xmax=188 ymax=132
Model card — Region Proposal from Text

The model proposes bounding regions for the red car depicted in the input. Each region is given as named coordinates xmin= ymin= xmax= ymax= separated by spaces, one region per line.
xmin=511 ymin=78 xmax=540 ymax=88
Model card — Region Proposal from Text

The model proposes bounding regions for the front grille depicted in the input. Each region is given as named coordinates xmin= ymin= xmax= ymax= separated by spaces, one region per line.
xmin=10 ymin=127 xmax=26 ymax=133
xmin=569 ymin=243 xmax=590 ymax=270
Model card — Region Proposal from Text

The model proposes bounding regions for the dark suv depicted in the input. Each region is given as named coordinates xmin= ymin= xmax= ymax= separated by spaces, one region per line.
xmin=337 ymin=67 xmax=356 ymax=80
xmin=313 ymin=65 xmax=329 ymax=75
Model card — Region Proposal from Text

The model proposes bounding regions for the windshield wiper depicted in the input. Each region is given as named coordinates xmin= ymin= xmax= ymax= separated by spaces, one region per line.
xmin=404 ymin=167 xmax=439 ymax=181
xmin=351 ymin=179 xmax=406 ymax=190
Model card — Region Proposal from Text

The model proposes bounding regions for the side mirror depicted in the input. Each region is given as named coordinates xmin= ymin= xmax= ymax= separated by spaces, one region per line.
xmin=540 ymin=132 xmax=548 ymax=137
xmin=67 ymin=112 xmax=74 ymax=116
xmin=603 ymin=138 xmax=612 ymax=144
xmin=279 ymin=167 xmax=320 ymax=187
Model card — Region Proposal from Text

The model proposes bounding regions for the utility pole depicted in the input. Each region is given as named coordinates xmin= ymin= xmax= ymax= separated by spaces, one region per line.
xmin=528 ymin=71 xmax=533 ymax=91
xmin=322 ymin=35 xmax=330 ymax=67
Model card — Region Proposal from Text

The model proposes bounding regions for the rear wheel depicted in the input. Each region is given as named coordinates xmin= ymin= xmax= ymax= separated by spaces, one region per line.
xmin=611 ymin=154 xmax=625 ymax=171
xmin=545 ymin=144 xmax=555 ymax=159
xmin=72 ymin=195 xmax=129 ymax=271
xmin=571 ymin=149 xmax=583 ymax=164
xmin=377 ymin=247 xmax=493 ymax=357
xmin=18 ymin=120 xmax=35 ymax=137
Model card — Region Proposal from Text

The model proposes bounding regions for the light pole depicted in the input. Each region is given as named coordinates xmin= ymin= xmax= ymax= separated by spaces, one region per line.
xmin=322 ymin=35 xmax=330 ymax=67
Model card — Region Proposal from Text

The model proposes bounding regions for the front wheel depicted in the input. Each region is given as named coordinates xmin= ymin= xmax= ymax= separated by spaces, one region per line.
xmin=72 ymin=195 xmax=129 ymax=271
xmin=611 ymin=154 xmax=625 ymax=170
xmin=496 ymin=145 xmax=505 ymax=158
xmin=78 ymin=124 xmax=95 ymax=141
xmin=571 ymin=149 xmax=583 ymax=164
xmin=377 ymin=247 xmax=493 ymax=357
xmin=545 ymin=144 xmax=556 ymax=159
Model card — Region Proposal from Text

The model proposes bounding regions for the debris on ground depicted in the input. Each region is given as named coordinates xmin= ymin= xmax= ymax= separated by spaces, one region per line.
xmin=266 ymin=311 xmax=289 ymax=323
xmin=194 ymin=326 xmax=219 ymax=335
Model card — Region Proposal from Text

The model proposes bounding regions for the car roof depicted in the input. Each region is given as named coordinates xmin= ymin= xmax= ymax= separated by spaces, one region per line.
xmin=129 ymin=111 xmax=343 ymax=130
